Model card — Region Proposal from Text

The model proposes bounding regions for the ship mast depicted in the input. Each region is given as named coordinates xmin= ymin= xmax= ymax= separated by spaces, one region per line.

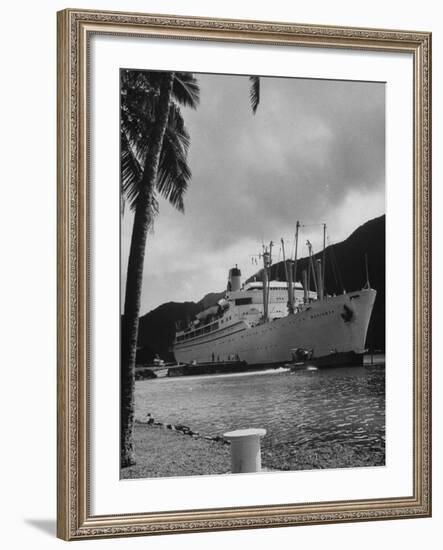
xmin=364 ymin=253 xmax=371 ymax=289
xmin=281 ymin=238 xmax=294 ymax=314
xmin=322 ymin=223 xmax=327 ymax=295
xmin=306 ymin=240 xmax=318 ymax=294
xmin=294 ymin=220 xmax=300 ymax=288
xmin=316 ymin=259 xmax=324 ymax=300
xmin=261 ymin=242 xmax=273 ymax=322
xmin=302 ymin=269 xmax=309 ymax=303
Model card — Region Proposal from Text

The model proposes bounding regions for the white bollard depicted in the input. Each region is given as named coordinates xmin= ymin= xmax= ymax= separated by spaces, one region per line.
xmin=223 ymin=428 xmax=266 ymax=473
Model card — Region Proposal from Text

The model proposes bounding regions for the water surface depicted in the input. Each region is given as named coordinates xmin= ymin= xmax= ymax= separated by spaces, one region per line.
xmin=135 ymin=362 xmax=385 ymax=470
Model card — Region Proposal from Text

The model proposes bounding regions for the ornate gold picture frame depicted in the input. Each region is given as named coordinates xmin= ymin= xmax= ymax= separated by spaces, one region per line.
xmin=57 ymin=8 xmax=431 ymax=540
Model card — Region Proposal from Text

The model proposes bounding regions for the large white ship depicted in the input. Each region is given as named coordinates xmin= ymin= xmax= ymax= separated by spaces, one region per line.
xmin=173 ymin=231 xmax=376 ymax=368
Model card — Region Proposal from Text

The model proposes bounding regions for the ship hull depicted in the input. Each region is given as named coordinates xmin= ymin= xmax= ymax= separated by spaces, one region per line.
xmin=308 ymin=350 xmax=364 ymax=367
xmin=173 ymin=288 xmax=376 ymax=368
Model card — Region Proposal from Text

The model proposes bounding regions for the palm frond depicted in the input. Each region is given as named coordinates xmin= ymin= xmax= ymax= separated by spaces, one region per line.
xmin=156 ymin=105 xmax=192 ymax=212
xmin=172 ymin=72 xmax=200 ymax=109
xmin=121 ymin=130 xmax=143 ymax=211
xmin=121 ymin=131 xmax=159 ymax=222
xmin=121 ymin=87 xmax=193 ymax=214
xmin=249 ymin=75 xmax=260 ymax=114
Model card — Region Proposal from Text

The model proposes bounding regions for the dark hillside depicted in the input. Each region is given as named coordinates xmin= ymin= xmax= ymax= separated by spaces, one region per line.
xmin=136 ymin=292 xmax=224 ymax=363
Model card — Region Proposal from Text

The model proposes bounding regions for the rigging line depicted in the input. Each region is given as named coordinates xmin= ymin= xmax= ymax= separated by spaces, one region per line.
xmin=327 ymin=237 xmax=340 ymax=291
xmin=323 ymin=245 xmax=329 ymax=295
xmin=276 ymin=246 xmax=282 ymax=281
xmin=267 ymin=241 xmax=273 ymax=307
xmin=329 ymin=240 xmax=339 ymax=290
xmin=330 ymin=241 xmax=344 ymax=292
xmin=292 ymin=223 xmax=302 ymax=262
xmin=335 ymin=249 xmax=344 ymax=291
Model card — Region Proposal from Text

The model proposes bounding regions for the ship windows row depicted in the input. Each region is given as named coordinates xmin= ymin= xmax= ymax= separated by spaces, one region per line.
xmin=176 ymin=322 xmax=220 ymax=342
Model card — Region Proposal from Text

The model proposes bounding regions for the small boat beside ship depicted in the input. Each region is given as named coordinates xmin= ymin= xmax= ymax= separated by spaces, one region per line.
xmin=173 ymin=223 xmax=376 ymax=370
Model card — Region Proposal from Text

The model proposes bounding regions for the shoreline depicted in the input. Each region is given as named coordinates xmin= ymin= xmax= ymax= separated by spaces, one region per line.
xmin=122 ymin=417 xmax=385 ymax=479
xmin=136 ymin=356 xmax=386 ymax=382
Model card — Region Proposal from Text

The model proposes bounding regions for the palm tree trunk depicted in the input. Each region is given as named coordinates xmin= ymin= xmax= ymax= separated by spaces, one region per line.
xmin=121 ymin=72 xmax=175 ymax=468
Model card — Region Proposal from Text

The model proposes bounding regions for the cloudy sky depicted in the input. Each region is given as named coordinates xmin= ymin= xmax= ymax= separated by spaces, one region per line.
xmin=121 ymin=72 xmax=385 ymax=314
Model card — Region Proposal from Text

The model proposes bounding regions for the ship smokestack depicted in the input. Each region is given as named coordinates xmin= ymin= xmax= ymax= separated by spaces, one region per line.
xmin=227 ymin=265 xmax=242 ymax=292
xmin=316 ymin=259 xmax=324 ymax=301
xmin=302 ymin=269 xmax=309 ymax=303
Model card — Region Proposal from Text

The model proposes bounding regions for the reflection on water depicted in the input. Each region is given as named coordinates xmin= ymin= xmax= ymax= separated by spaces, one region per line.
xmin=135 ymin=362 xmax=385 ymax=469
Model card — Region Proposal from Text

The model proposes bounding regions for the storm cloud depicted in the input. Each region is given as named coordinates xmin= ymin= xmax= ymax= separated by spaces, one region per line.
xmin=121 ymin=72 xmax=385 ymax=313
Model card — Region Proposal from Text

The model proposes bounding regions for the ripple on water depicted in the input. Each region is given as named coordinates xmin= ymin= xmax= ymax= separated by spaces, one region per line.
xmin=135 ymin=365 xmax=385 ymax=469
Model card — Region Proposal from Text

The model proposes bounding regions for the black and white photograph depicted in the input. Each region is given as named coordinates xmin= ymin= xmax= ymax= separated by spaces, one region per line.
xmin=2 ymin=0 xmax=438 ymax=544
xmin=120 ymin=69 xmax=386 ymax=479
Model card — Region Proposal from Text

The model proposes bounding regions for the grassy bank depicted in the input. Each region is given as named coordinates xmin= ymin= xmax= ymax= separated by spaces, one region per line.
xmin=122 ymin=423 xmax=385 ymax=479
xmin=121 ymin=423 xmax=231 ymax=479
xmin=263 ymin=440 xmax=385 ymax=471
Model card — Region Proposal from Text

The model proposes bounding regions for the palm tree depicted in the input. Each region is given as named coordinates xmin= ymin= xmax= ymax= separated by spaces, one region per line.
xmin=120 ymin=71 xmax=260 ymax=468
xmin=120 ymin=70 xmax=200 ymax=467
